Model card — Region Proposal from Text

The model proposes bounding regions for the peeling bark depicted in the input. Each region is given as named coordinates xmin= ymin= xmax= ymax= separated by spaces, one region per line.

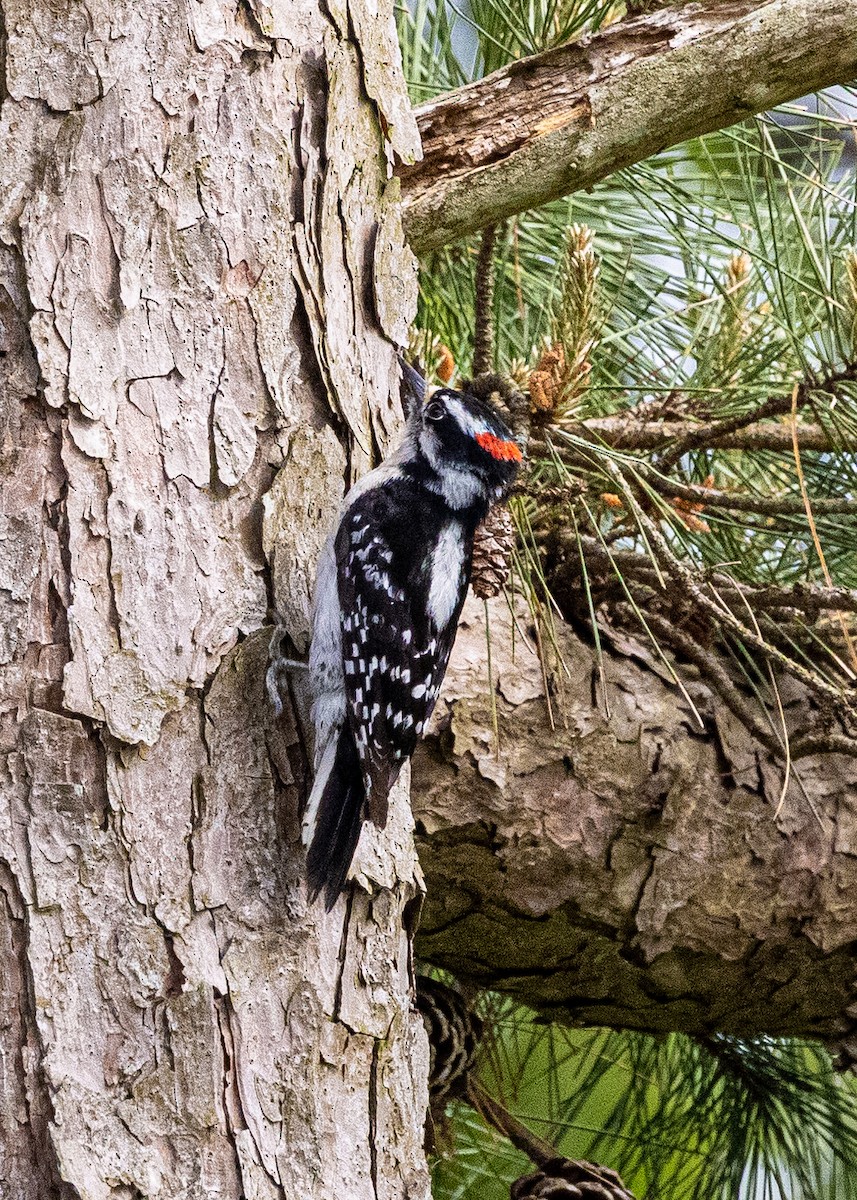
xmin=414 ymin=595 xmax=857 ymax=1044
xmin=399 ymin=0 xmax=857 ymax=252
xmin=0 ymin=1 xmax=428 ymax=1196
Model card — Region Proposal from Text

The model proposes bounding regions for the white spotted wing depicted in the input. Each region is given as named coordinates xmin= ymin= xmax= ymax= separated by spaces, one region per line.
xmin=334 ymin=484 xmax=470 ymax=826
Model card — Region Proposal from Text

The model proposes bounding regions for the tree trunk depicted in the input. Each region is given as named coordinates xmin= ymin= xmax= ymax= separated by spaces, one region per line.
xmin=0 ymin=2 xmax=430 ymax=1196
xmin=414 ymin=595 xmax=857 ymax=1047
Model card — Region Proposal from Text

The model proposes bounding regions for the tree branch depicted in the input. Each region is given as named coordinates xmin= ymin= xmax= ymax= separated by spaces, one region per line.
xmin=414 ymin=595 xmax=857 ymax=1042
xmin=545 ymin=419 xmax=847 ymax=454
xmin=400 ymin=0 xmax=857 ymax=252
xmin=653 ymin=364 xmax=857 ymax=469
xmin=465 ymin=1079 xmax=555 ymax=1167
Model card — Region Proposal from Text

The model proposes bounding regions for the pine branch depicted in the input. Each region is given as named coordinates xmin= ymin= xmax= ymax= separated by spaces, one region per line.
xmin=533 ymin=448 xmax=857 ymax=516
xmin=550 ymin=419 xmax=840 ymax=454
xmin=534 ymin=443 xmax=857 ymax=756
xmin=645 ymin=479 xmax=857 ymax=517
xmin=527 ymin=360 xmax=857 ymax=459
xmin=654 ymin=362 xmax=857 ymax=470
xmin=400 ymin=0 xmax=857 ymax=251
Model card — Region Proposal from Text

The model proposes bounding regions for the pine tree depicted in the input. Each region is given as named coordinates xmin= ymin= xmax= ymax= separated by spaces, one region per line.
xmin=399 ymin=3 xmax=857 ymax=1197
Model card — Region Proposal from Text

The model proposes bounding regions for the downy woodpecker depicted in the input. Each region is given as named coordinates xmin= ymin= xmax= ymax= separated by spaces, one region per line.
xmin=304 ymin=365 xmax=521 ymax=908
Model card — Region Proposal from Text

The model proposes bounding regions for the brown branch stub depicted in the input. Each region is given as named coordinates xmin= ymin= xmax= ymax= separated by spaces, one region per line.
xmin=473 ymin=223 xmax=499 ymax=376
xmin=399 ymin=0 xmax=857 ymax=252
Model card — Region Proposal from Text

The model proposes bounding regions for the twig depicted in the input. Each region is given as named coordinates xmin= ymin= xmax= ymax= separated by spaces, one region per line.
xmin=654 ymin=363 xmax=857 ymax=470
xmin=788 ymin=731 xmax=857 ymax=758
xmin=742 ymin=582 xmax=857 ymax=616
xmin=473 ymin=223 xmax=499 ymax=376
xmin=465 ymin=1078 xmax=555 ymax=1167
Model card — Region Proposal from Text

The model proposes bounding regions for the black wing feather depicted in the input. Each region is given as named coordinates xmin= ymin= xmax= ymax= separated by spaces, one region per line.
xmin=305 ymin=724 xmax=364 ymax=910
xmin=335 ymin=483 xmax=470 ymax=826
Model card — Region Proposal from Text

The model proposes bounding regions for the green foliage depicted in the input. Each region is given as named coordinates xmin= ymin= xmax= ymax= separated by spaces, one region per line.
xmin=400 ymin=1 xmax=857 ymax=745
xmin=399 ymin=5 xmax=857 ymax=1198
xmin=399 ymin=0 xmax=857 ymax=589
xmin=413 ymin=109 xmax=857 ymax=587
xmin=432 ymin=996 xmax=857 ymax=1200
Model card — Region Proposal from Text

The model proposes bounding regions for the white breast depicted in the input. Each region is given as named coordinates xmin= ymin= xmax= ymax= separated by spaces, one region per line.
xmin=427 ymin=522 xmax=466 ymax=631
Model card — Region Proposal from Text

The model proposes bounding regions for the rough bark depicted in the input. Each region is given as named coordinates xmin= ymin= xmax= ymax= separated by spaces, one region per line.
xmin=0 ymin=1 xmax=429 ymax=1197
xmin=399 ymin=0 xmax=857 ymax=252
xmin=414 ymin=595 xmax=857 ymax=1044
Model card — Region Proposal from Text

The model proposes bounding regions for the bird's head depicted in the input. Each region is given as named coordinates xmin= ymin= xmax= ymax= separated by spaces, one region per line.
xmin=416 ymin=385 xmax=522 ymax=512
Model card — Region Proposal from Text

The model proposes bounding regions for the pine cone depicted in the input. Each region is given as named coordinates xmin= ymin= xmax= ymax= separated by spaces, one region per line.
xmin=415 ymin=975 xmax=483 ymax=1103
xmin=471 ymin=506 xmax=516 ymax=600
xmin=511 ymin=1157 xmax=636 ymax=1200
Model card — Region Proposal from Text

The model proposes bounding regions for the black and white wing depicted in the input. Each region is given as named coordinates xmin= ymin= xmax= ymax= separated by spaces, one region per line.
xmin=335 ymin=485 xmax=469 ymax=826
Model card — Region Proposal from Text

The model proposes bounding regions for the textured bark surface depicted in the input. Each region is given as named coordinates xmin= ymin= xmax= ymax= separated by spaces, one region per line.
xmin=414 ymin=595 xmax=857 ymax=1042
xmin=0 ymin=1 xmax=430 ymax=1197
xmin=400 ymin=0 xmax=857 ymax=252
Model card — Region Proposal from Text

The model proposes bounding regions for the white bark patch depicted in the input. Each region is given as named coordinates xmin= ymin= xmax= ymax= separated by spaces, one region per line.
xmin=373 ymin=186 xmax=419 ymax=347
xmin=263 ymin=424 xmax=347 ymax=653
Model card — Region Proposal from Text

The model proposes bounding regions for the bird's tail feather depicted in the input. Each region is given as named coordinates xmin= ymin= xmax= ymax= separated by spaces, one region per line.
xmin=304 ymin=724 xmax=365 ymax=911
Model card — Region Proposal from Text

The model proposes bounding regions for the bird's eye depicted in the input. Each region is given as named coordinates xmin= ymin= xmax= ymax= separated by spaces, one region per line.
xmin=425 ymin=401 xmax=445 ymax=421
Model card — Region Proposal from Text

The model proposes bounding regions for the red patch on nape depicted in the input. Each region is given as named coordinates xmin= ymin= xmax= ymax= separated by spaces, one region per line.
xmin=475 ymin=431 xmax=523 ymax=462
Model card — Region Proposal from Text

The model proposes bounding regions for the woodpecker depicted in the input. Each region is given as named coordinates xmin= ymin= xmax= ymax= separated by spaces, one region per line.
xmin=303 ymin=364 xmax=521 ymax=908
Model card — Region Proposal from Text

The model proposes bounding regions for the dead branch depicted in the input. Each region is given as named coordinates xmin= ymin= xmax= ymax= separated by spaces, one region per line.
xmin=400 ymin=0 xmax=857 ymax=252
